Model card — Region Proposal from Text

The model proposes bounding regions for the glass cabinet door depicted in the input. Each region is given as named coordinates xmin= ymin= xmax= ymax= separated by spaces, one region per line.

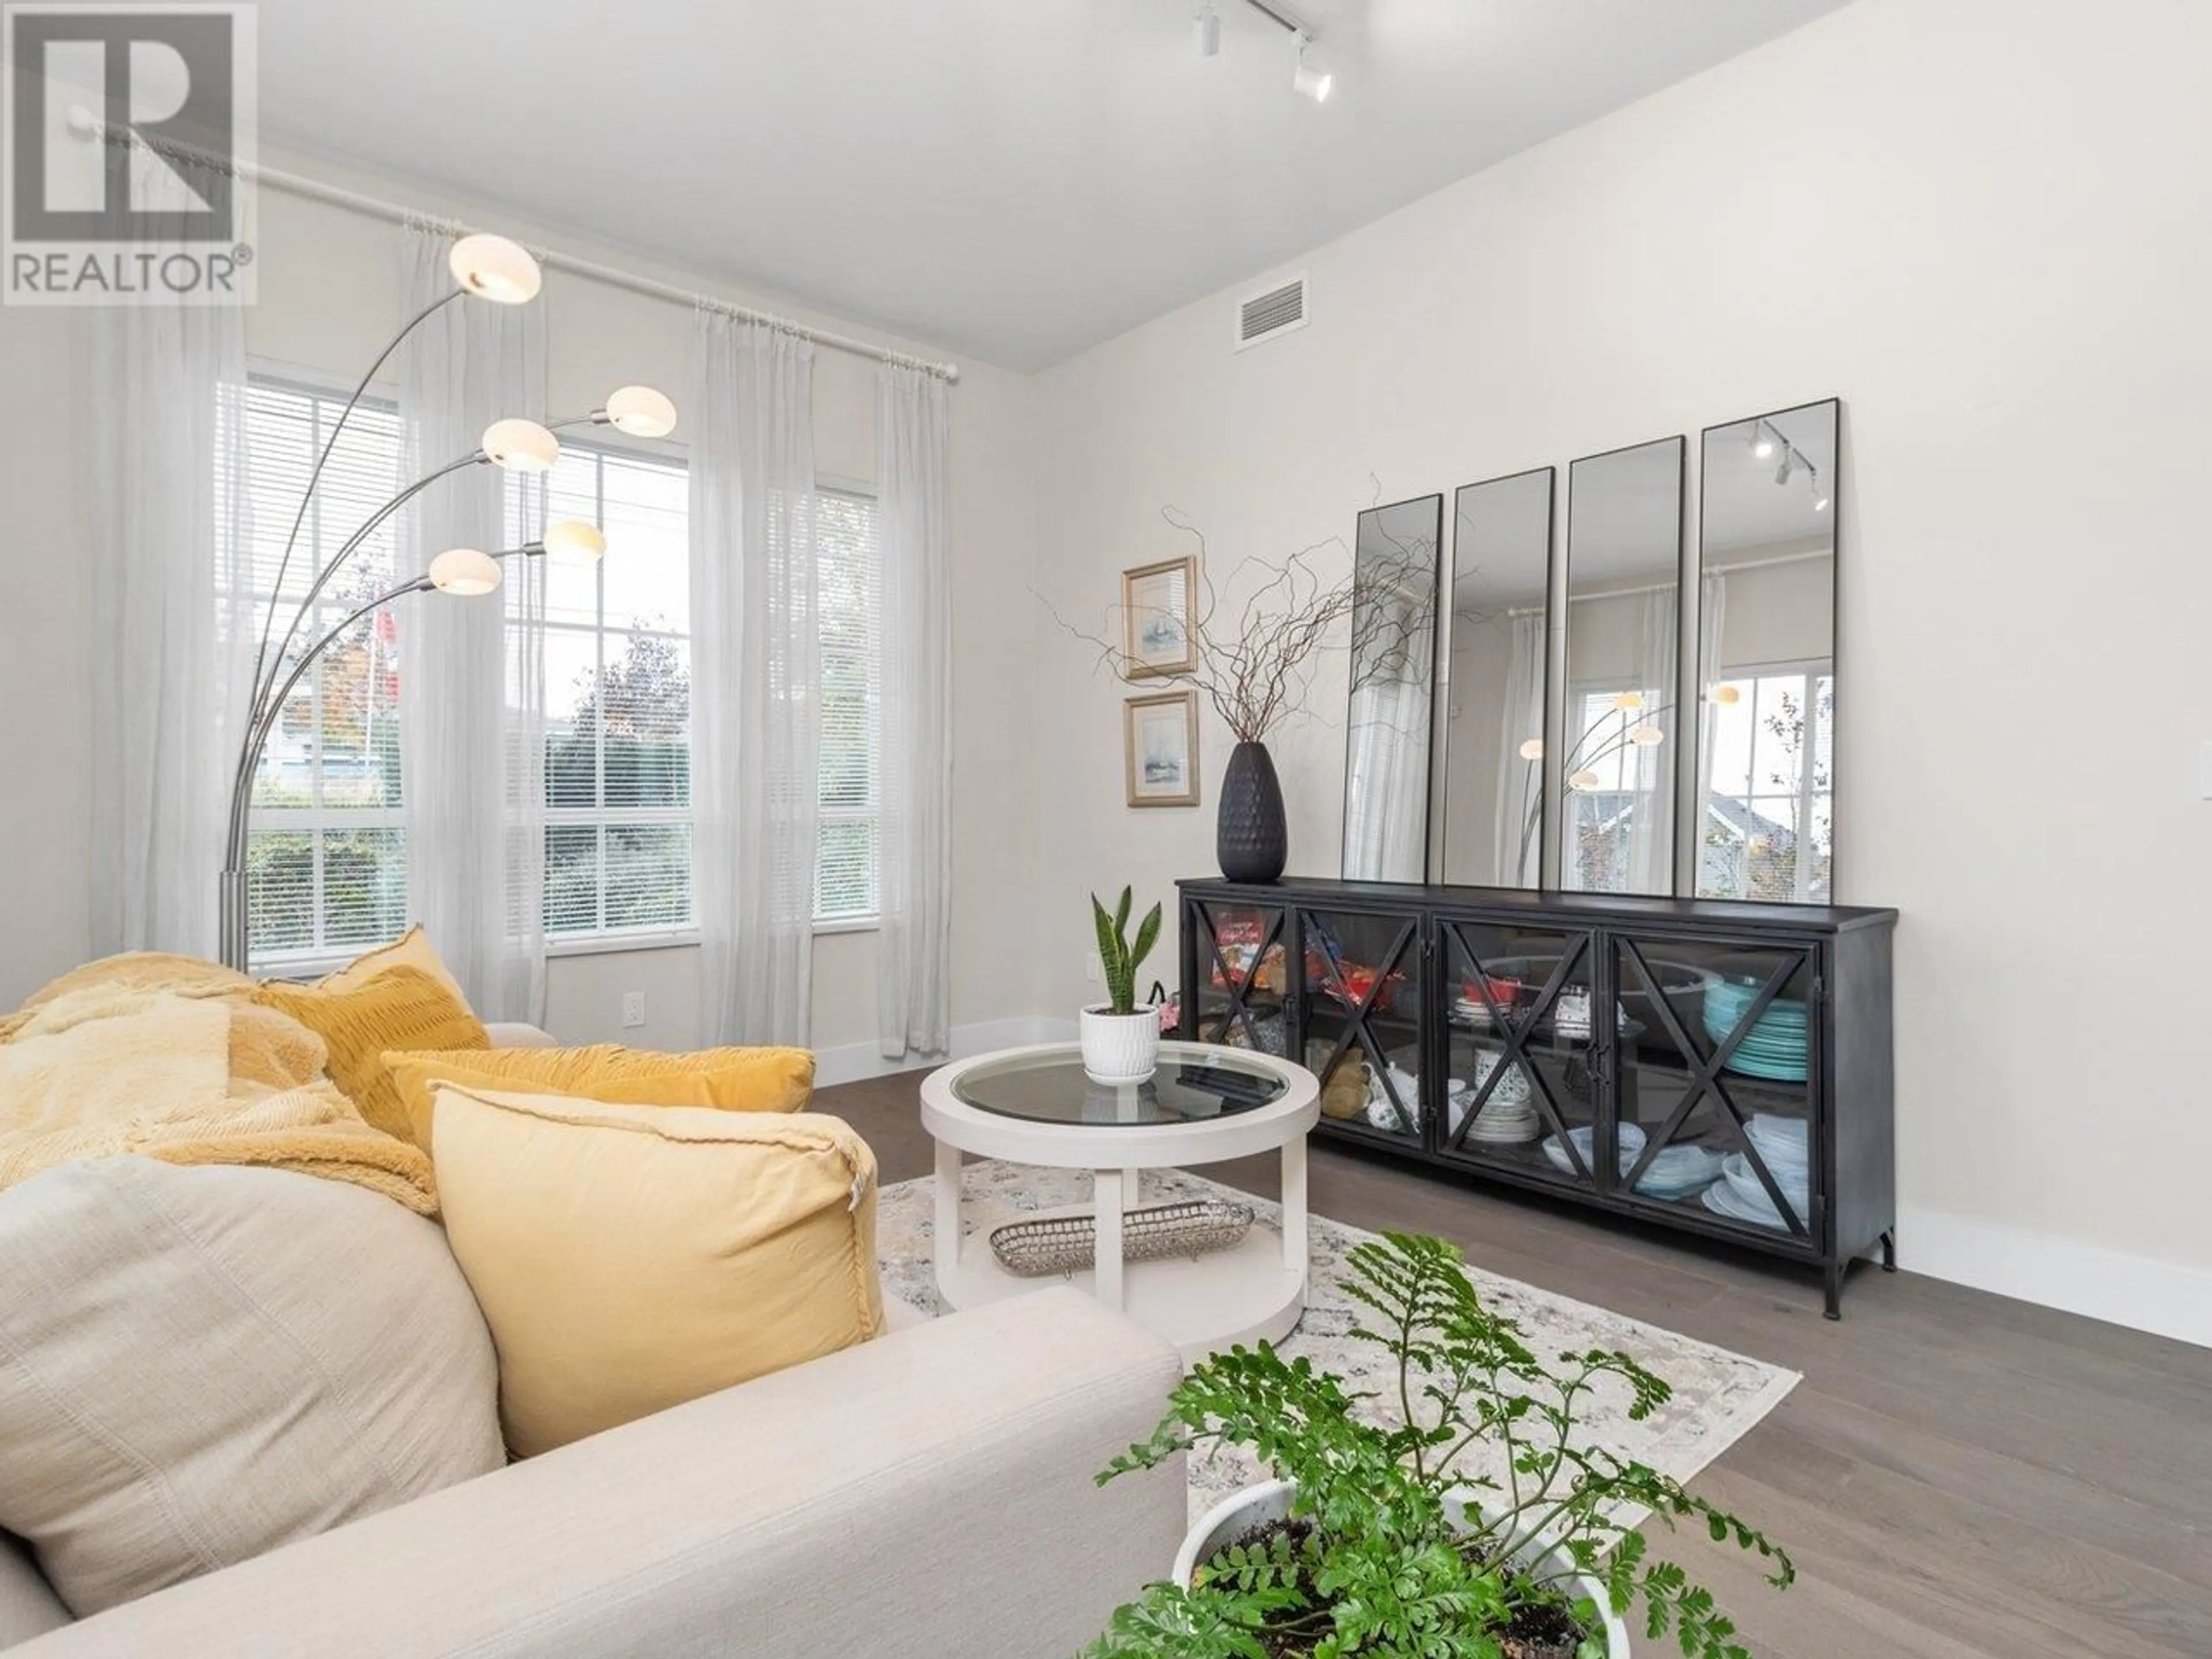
xmin=1298 ymin=908 xmax=1425 ymax=1149
xmin=1609 ymin=933 xmax=1818 ymax=1243
xmin=1187 ymin=899 xmax=1291 ymax=1057
xmin=1436 ymin=920 xmax=1612 ymax=1191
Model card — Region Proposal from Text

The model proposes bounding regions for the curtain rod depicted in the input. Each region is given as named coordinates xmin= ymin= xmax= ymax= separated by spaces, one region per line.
xmin=82 ymin=120 xmax=962 ymax=382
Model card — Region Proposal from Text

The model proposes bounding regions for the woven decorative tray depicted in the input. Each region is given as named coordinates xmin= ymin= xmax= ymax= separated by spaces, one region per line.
xmin=988 ymin=1199 xmax=1255 ymax=1279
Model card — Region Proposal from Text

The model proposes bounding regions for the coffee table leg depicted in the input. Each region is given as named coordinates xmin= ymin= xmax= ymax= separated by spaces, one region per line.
xmin=1282 ymin=1132 xmax=1309 ymax=1287
xmin=1094 ymin=1167 xmax=1126 ymax=1311
xmin=933 ymin=1139 xmax=961 ymax=1304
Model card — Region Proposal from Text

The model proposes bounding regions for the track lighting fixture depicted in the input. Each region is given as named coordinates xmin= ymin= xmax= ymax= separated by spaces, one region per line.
xmin=1774 ymin=454 xmax=1794 ymax=487
xmin=1291 ymin=30 xmax=1332 ymax=101
xmin=1809 ymin=467 xmax=1831 ymax=513
xmin=1194 ymin=2 xmax=1220 ymax=57
xmin=1749 ymin=421 xmax=1777 ymax=461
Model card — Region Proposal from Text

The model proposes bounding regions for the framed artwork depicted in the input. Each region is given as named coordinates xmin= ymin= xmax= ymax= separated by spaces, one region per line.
xmin=1121 ymin=555 xmax=1199 ymax=677
xmin=1124 ymin=691 xmax=1200 ymax=808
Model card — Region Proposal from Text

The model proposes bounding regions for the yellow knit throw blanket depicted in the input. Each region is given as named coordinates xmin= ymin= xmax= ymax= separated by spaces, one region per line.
xmin=0 ymin=955 xmax=437 ymax=1215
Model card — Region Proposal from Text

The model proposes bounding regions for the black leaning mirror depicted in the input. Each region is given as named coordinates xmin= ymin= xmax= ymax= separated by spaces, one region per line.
xmin=1560 ymin=437 xmax=1686 ymax=896
xmin=1695 ymin=399 xmax=1839 ymax=902
xmin=1440 ymin=468 xmax=1552 ymax=887
xmin=1340 ymin=494 xmax=1442 ymax=882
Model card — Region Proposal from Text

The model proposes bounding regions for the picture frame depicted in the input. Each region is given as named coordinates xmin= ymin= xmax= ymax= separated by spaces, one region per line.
xmin=1124 ymin=690 xmax=1201 ymax=808
xmin=1121 ymin=554 xmax=1199 ymax=677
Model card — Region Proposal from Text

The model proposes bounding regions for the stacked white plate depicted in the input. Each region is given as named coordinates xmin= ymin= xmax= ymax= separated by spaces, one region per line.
xmin=1541 ymin=1123 xmax=1645 ymax=1177
xmin=1700 ymin=1138 xmax=1809 ymax=1232
xmin=1451 ymin=1052 xmax=1539 ymax=1145
xmin=1631 ymin=1143 xmax=1725 ymax=1201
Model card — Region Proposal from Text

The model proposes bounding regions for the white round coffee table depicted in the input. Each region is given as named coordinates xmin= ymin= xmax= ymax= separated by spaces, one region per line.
xmin=919 ymin=1041 xmax=1320 ymax=1363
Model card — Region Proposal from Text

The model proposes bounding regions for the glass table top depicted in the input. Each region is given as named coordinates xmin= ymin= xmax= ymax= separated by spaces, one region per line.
xmin=953 ymin=1046 xmax=1290 ymax=1127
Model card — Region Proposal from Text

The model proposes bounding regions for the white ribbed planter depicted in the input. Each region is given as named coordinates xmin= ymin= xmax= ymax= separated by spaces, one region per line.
xmin=1176 ymin=1480 xmax=1633 ymax=1658
xmin=1078 ymin=1007 xmax=1160 ymax=1084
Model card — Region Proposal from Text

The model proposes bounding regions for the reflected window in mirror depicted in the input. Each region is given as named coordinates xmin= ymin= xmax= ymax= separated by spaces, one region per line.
xmin=1560 ymin=437 xmax=1685 ymax=897
xmin=1695 ymin=400 xmax=1838 ymax=902
xmin=1341 ymin=494 xmax=1442 ymax=884
xmin=1441 ymin=468 xmax=1552 ymax=888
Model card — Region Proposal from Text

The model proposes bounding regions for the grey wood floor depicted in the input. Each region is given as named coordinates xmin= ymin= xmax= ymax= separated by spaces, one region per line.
xmin=818 ymin=1070 xmax=2212 ymax=1659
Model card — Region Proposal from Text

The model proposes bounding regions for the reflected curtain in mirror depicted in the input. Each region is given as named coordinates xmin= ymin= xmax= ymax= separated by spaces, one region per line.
xmin=1560 ymin=438 xmax=1685 ymax=897
xmin=1440 ymin=468 xmax=1552 ymax=887
xmin=1695 ymin=399 xmax=1838 ymax=902
xmin=1340 ymin=495 xmax=1442 ymax=882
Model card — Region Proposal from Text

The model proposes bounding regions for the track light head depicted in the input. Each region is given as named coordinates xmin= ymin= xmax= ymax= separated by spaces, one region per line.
xmin=1291 ymin=31 xmax=1332 ymax=101
xmin=1809 ymin=467 xmax=1831 ymax=512
xmin=1750 ymin=422 xmax=1777 ymax=461
xmin=1195 ymin=3 xmax=1220 ymax=56
xmin=1773 ymin=454 xmax=1794 ymax=487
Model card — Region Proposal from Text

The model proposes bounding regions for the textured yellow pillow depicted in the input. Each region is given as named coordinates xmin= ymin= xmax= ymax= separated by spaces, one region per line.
xmin=255 ymin=967 xmax=490 ymax=1143
xmin=315 ymin=925 xmax=471 ymax=1009
xmin=433 ymin=1084 xmax=883 ymax=1456
xmin=382 ymin=1044 xmax=813 ymax=1152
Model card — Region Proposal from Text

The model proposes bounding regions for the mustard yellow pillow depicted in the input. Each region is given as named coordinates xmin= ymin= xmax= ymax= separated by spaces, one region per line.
xmin=255 ymin=966 xmax=490 ymax=1143
xmin=382 ymin=1044 xmax=813 ymax=1152
xmin=432 ymin=1084 xmax=883 ymax=1456
xmin=314 ymin=925 xmax=471 ymax=1009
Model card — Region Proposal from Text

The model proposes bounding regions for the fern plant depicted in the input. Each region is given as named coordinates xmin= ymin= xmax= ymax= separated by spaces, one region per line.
xmin=1091 ymin=887 xmax=1163 ymax=1016
xmin=1088 ymin=1232 xmax=1793 ymax=1658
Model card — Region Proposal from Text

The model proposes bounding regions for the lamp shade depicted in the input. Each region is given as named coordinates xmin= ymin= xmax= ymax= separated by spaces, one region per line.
xmin=1567 ymin=768 xmax=1601 ymax=791
xmin=1517 ymin=737 xmax=1544 ymax=761
xmin=544 ymin=518 xmax=606 ymax=560
xmin=449 ymin=234 xmax=541 ymax=304
xmin=604 ymin=384 xmax=677 ymax=438
xmin=1628 ymin=723 xmax=1665 ymax=746
xmin=429 ymin=548 xmax=503 ymax=596
xmin=482 ymin=418 xmax=559 ymax=472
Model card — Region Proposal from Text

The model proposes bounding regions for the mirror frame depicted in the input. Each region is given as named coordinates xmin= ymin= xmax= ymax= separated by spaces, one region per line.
xmin=1341 ymin=492 xmax=1445 ymax=885
xmin=1691 ymin=396 xmax=1842 ymax=903
xmin=1438 ymin=466 xmax=1555 ymax=891
xmin=1554 ymin=435 xmax=1688 ymax=897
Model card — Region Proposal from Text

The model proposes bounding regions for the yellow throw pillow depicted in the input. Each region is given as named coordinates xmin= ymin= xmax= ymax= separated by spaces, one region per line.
xmin=255 ymin=966 xmax=490 ymax=1144
xmin=313 ymin=925 xmax=471 ymax=1009
xmin=432 ymin=1084 xmax=883 ymax=1457
xmin=383 ymin=1044 xmax=813 ymax=1152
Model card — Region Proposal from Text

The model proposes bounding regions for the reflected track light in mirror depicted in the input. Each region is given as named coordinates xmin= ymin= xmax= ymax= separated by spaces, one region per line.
xmin=1291 ymin=31 xmax=1332 ymax=101
xmin=1750 ymin=421 xmax=1777 ymax=461
xmin=1195 ymin=2 xmax=1220 ymax=56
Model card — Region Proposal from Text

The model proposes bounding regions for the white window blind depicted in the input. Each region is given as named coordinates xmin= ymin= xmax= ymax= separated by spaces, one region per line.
xmin=531 ymin=443 xmax=695 ymax=939
xmin=815 ymin=488 xmax=882 ymax=923
xmin=240 ymin=378 xmax=408 ymax=968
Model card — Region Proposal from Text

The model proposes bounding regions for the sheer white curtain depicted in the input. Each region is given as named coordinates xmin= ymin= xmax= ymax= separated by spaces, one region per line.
xmin=1624 ymin=585 xmax=1677 ymax=895
xmin=1694 ymin=572 xmax=1729 ymax=894
xmin=874 ymin=365 xmax=952 ymax=1059
xmin=691 ymin=312 xmax=819 ymax=1044
xmin=1492 ymin=611 xmax=1544 ymax=885
xmin=396 ymin=225 xmax=546 ymax=1021
xmin=1342 ymin=674 xmax=1429 ymax=881
xmin=90 ymin=240 xmax=253 ymax=957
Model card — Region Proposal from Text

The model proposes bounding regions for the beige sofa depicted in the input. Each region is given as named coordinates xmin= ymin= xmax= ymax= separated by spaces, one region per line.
xmin=0 ymin=1287 xmax=1186 ymax=1657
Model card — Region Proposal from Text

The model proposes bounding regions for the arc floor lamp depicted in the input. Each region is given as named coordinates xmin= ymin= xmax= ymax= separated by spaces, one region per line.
xmin=217 ymin=232 xmax=677 ymax=971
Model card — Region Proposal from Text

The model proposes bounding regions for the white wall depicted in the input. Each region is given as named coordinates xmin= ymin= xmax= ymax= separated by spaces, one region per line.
xmin=1031 ymin=0 xmax=2212 ymax=1342
xmin=0 ymin=142 xmax=1044 ymax=1066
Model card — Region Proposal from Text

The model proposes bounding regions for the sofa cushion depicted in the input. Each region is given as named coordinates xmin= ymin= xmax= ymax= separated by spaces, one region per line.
xmin=433 ymin=1084 xmax=883 ymax=1457
xmin=384 ymin=1044 xmax=814 ymax=1150
xmin=0 ymin=1532 xmax=68 ymax=1648
xmin=0 ymin=1158 xmax=505 ymax=1616
xmin=254 ymin=965 xmax=488 ymax=1143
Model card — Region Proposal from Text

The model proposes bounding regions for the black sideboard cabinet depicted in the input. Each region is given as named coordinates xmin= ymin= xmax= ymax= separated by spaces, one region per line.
xmin=1176 ymin=877 xmax=1897 ymax=1317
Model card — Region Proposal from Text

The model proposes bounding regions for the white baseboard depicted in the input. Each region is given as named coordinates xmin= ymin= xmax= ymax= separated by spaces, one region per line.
xmin=1898 ymin=1206 xmax=2212 ymax=1350
xmin=811 ymin=1014 xmax=1079 ymax=1089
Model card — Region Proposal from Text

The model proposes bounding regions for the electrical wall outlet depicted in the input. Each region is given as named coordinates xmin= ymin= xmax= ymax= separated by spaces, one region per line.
xmin=1085 ymin=952 xmax=1104 ymax=986
xmin=620 ymin=991 xmax=646 ymax=1029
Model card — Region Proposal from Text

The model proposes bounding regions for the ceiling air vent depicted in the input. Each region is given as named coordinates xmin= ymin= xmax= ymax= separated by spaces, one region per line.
xmin=1235 ymin=273 xmax=1309 ymax=351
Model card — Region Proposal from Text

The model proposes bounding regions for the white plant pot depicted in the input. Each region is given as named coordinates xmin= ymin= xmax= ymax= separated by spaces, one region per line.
xmin=1080 ymin=1006 xmax=1160 ymax=1084
xmin=1175 ymin=1479 xmax=1633 ymax=1658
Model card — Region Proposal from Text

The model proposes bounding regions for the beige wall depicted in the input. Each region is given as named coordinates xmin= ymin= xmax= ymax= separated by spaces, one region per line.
xmin=0 ymin=143 xmax=1044 ymax=1070
xmin=1029 ymin=0 xmax=2212 ymax=1340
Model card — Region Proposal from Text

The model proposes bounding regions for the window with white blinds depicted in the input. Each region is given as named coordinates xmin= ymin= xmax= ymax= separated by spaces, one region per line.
xmin=532 ymin=442 xmax=695 ymax=939
xmin=815 ymin=488 xmax=882 ymax=924
xmin=240 ymin=379 xmax=409 ymax=968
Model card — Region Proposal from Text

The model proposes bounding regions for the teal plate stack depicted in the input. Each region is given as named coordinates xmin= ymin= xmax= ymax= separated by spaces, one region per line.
xmin=1703 ymin=979 xmax=1808 ymax=1083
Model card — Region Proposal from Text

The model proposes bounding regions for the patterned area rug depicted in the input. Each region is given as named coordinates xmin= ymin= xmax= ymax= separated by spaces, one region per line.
xmin=877 ymin=1161 xmax=1800 ymax=1524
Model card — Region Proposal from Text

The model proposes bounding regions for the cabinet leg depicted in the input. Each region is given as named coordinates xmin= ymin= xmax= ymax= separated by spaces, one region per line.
xmin=1881 ymin=1229 xmax=1897 ymax=1272
xmin=1823 ymin=1260 xmax=1843 ymax=1321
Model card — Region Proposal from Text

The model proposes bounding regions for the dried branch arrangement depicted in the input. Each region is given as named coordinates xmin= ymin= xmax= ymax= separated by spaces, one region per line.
xmin=1044 ymin=509 xmax=1362 ymax=744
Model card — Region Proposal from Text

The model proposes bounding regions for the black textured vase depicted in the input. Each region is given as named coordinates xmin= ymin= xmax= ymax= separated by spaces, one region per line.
xmin=1217 ymin=741 xmax=1287 ymax=882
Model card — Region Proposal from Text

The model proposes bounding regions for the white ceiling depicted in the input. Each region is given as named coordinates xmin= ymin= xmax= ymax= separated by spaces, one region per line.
xmin=252 ymin=0 xmax=1850 ymax=371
